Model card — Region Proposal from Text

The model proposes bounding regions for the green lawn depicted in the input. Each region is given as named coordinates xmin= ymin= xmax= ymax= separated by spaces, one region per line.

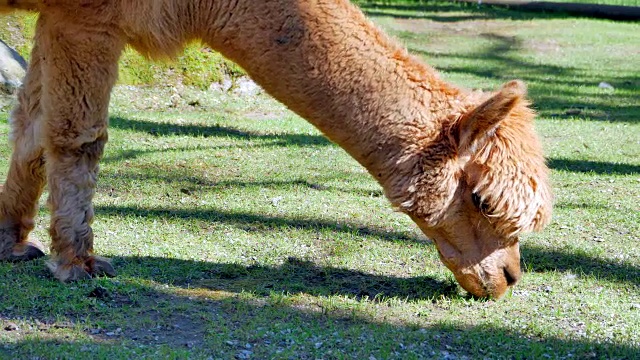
xmin=552 ymin=0 xmax=640 ymax=6
xmin=1 ymin=2 xmax=639 ymax=359
xmin=374 ymin=0 xmax=640 ymax=7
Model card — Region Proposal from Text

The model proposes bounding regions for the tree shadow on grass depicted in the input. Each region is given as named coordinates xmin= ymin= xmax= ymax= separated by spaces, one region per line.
xmin=548 ymin=158 xmax=640 ymax=175
xmin=357 ymin=1 xmax=632 ymax=22
xmin=1 ymin=256 xmax=638 ymax=358
xmin=394 ymin=20 xmax=638 ymax=123
xmin=328 ymin=8 xmax=637 ymax=123
xmin=109 ymin=116 xmax=332 ymax=147
xmin=114 ymin=256 xmax=458 ymax=301
xmin=521 ymin=244 xmax=640 ymax=286
xmin=98 ymin=164 xmax=384 ymax=198
xmin=417 ymin=33 xmax=639 ymax=123
xmin=200 ymin=178 xmax=385 ymax=198
xmin=95 ymin=205 xmax=421 ymax=244
xmin=100 ymin=140 xmax=324 ymax=164
xmin=2 ymin=285 xmax=638 ymax=358
xmin=4 ymin=205 xmax=639 ymax=356
xmin=95 ymin=204 xmax=639 ymax=287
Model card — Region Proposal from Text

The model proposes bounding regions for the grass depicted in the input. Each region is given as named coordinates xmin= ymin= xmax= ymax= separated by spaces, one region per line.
xmin=370 ymin=0 xmax=640 ymax=7
xmin=1 ymin=2 xmax=639 ymax=359
xmin=548 ymin=0 xmax=640 ymax=6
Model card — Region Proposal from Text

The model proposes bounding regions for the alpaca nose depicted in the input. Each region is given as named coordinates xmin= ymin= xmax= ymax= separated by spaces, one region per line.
xmin=503 ymin=265 xmax=521 ymax=286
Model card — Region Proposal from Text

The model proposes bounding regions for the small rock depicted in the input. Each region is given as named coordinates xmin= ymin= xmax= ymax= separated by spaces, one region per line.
xmin=4 ymin=323 xmax=18 ymax=331
xmin=235 ymin=350 xmax=253 ymax=359
xmin=0 ymin=39 xmax=27 ymax=95
xmin=210 ymin=76 xmax=233 ymax=92
xmin=233 ymin=77 xmax=262 ymax=96
xmin=631 ymin=304 xmax=640 ymax=310
xmin=598 ymin=82 xmax=614 ymax=91
xmin=271 ymin=196 xmax=283 ymax=207
xmin=169 ymin=93 xmax=181 ymax=107
xmin=563 ymin=273 xmax=577 ymax=280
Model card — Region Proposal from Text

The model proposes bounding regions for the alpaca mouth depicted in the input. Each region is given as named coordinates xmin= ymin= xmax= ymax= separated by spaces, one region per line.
xmin=479 ymin=262 xmax=521 ymax=298
xmin=454 ymin=261 xmax=520 ymax=299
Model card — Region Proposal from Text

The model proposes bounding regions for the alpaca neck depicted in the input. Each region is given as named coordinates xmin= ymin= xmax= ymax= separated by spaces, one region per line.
xmin=203 ymin=0 xmax=464 ymax=192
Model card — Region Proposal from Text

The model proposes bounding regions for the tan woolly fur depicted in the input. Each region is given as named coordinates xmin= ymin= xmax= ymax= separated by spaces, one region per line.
xmin=0 ymin=0 xmax=552 ymax=298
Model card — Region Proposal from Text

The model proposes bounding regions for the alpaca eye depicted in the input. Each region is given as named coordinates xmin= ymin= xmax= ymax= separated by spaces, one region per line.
xmin=471 ymin=192 xmax=491 ymax=213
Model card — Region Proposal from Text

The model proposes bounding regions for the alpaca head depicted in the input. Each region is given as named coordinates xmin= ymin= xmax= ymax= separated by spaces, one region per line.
xmin=399 ymin=80 xmax=552 ymax=298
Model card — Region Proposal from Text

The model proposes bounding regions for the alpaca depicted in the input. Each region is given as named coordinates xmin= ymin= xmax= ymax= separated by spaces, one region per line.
xmin=0 ymin=0 xmax=552 ymax=298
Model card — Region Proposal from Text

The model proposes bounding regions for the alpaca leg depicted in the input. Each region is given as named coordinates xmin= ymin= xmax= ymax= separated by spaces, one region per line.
xmin=0 ymin=43 xmax=47 ymax=262
xmin=36 ymin=16 xmax=124 ymax=281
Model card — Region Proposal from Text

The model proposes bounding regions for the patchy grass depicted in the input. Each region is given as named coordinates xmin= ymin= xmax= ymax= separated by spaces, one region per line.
xmin=372 ymin=0 xmax=640 ymax=7
xmin=1 ymin=2 xmax=639 ymax=359
xmin=361 ymin=1 xmax=640 ymax=122
xmin=534 ymin=0 xmax=639 ymax=6
xmin=117 ymin=43 xmax=245 ymax=90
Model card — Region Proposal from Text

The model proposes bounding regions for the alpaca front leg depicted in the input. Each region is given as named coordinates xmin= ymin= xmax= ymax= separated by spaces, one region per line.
xmin=37 ymin=16 xmax=124 ymax=281
xmin=45 ymin=136 xmax=116 ymax=281
xmin=0 ymin=44 xmax=47 ymax=262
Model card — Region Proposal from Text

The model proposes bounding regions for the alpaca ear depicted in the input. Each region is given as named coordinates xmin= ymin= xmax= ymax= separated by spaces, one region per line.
xmin=457 ymin=80 xmax=527 ymax=153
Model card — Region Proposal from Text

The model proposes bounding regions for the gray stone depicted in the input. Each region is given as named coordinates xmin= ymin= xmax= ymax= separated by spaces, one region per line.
xmin=233 ymin=77 xmax=262 ymax=96
xmin=209 ymin=74 xmax=233 ymax=92
xmin=0 ymin=39 xmax=27 ymax=95
xmin=598 ymin=82 xmax=615 ymax=91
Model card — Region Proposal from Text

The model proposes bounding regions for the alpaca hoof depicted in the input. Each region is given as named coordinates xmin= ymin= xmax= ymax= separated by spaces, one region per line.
xmin=91 ymin=256 xmax=117 ymax=278
xmin=46 ymin=256 xmax=116 ymax=282
xmin=8 ymin=239 xmax=46 ymax=262
xmin=46 ymin=262 xmax=92 ymax=282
